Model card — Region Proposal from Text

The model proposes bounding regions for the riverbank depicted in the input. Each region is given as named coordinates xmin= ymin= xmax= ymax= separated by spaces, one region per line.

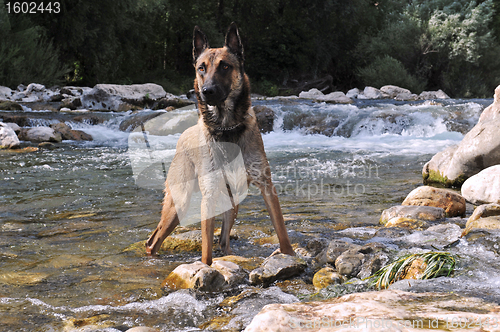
xmin=1 ymin=87 xmax=500 ymax=331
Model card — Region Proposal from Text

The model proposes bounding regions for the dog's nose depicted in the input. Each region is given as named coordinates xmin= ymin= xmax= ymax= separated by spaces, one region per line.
xmin=202 ymin=86 xmax=216 ymax=96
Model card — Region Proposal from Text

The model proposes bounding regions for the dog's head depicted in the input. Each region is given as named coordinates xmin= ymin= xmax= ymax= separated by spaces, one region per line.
xmin=192 ymin=23 xmax=245 ymax=108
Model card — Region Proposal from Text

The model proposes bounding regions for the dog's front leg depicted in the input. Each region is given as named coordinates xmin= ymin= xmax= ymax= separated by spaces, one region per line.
xmin=259 ymin=181 xmax=295 ymax=256
xmin=200 ymin=195 xmax=216 ymax=265
xmin=220 ymin=204 xmax=239 ymax=255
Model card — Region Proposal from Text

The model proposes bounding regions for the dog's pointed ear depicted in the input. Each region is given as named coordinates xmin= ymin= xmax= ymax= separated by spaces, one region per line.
xmin=193 ymin=26 xmax=209 ymax=63
xmin=225 ymin=22 xmax=244 ymax=61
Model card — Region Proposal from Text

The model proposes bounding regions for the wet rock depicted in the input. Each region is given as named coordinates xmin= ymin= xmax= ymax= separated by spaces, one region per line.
xmin=358 ymin=86 xmax=384 ymax=99
xmin=334 ymin=249 xmax=364 ymax=277
xmin=305 ymin=238 xmax=329 ymax=257
xmin=0 ymin=86 xmax=13 ymax=99
xmin=423 ymin=85 xmax=500 ymax=187
xmin=253 ymin=105 xmax=275 ymax=133
xmin=461 ymin=165 xmax=500 ymax=205
xmin=312 ymin=267 xmax=345 ymax=289
xmin=81 ymin=83 xmax=168 ymax=111
xmin=373 ymin=227 xmax=412 ymax=238
xmin=418 ymin=89 xmax=450 ymax=100
xmin=161 ymin=261 xmax=226 ymax=292
xmin=401 ymin=258 xmax=427 ymax=280
xmin=0 ymin=122 xmax=20 ymax=149
xmin=157 ymin=228 xmax=238 ymax=253
xmin=213 ymin=255 xmax=263 ymax=271
xmin=0 ymin=271 xmax=49 ymax=285
xmin=4 ymin=122 xmax=20 ymax=134
xmin=152 ymin=96 xmax=194 ymax=110
xmin=1 ymin=115 xmax=28 ymax=127
xmin=72 ymin=114 xmax=107 ymax=125
xmin=249 ymin=254 xmax=307 ymax=285
xmin=298 ymin=89 xmax=353 ymax=103
xmin=357 ymin=251 xmax=390 ymax=279
xmin=119 ymin=111 xmax=165 ymax=132
xmin=462 ymin=216 xmax=500 ymax=236
xmin=50 ymin=122 xmax=93 ymax=141
xmin=126 ymin=327 xmax=160 ymax=332
xmin=384 ymin=217 xmax=429 ymax=229
xmin=346 ymin=88 xmax=360 ymax=98
xmin=380 ymin=85 xmax=417 ymax=101
xmin=211 ymin=259 xmax=248 ymax=287
xmin=60 ymin=96 xmax=82 ymax=110
xmin=0 ymin=100 xmax=23 ymax=111
xmin=203 ymin=287 xmax=298 ymax=331
xmin=380 ymin=205 xmax=445 ymax=225
xmin=314 ymin=240 xmax=361 ymax=266
xmin=18 ymin=127 xmax=62 ymax=143
xmin=38 ymin=142 xmax=57 ymax=150
xmin=467 ymin=203 xmax=500 ymax=224
xmin=244 ymin=290 xmax=500 ymax=332
xmin=397 ymin=223 xmax=462 ymax=248
xmin=402 ymin=186 xmax=466 ymax=217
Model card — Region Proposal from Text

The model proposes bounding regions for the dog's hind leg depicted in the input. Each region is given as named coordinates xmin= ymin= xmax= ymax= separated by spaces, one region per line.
xmin=219 ymin=204 xmax=239 ymax=255
xmin=259 ymin=181 xmax=295 ymax=256
xmin=201 ymin=198 xmax=216 ymax=265
xmin=145 ymin=185 xmax=180 ymax=256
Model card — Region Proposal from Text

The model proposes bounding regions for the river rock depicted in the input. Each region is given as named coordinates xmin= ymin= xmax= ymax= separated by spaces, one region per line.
xmin=243 ymin=289 xmax=500 ymax=332
xmin=0 ymin=86 xmax=13 ymax=99
xmin=202 ymin=287 xmax=299 ymax=331
xmin=467 ymin=203 xmax=500 ymax=224
xmin=314 ymin=240 xmax=361 ymax=266
xmin=463 ymin=216 xmax=500 ymax=236
xmin=423 ymin=85 xmax=500 ymax=187
xmin=4 ymin=122 xmax=21 ymax=134
xmin=50 ymin=122 xmax=92 ymax=141
xmin=81 ymin=83 xmax=168 ymax=111
xmin=125 ymin=327 xmax=160 ymax=332
xmin=418 ymin=89 xmax=450 ymax=100
xmin=298 ymin=89 xmax=353 ymax=104
xmin=358 ymin=86 xmax=384 ymax=99
xmin=334 ymin=249 xmax=364 ymax=277
xmin=402 ymin=186 xmax=466 ymax=217
xmin=380 ymin=85 xmax=417 ymax=101
xmin=253 ymin=105 xmax=275 ymax=133
xmin=312 ymin=267 xmax=345 ymax=289
xmin=211 ymin=259 xmax=248 ymax=287
xmin=0 ymin=123 xmax=20 ymax=149
xmin=346 ymin=88 xmax=360 ymax=99
xmin=0 ymin=100 xmax=23 ymax=111
xmin=461 ymin=165 xmax=500 ymax=205
xmin=18 ymin=127 xmax=62 ymax=143
xmin=249 ymin=254 xmax=307 ymax=285
xmin=119 ymin=112 xmax=165 ymax=132
xmin=161 ymin=261 xmax=226 ymax=292
xmin=384 ymin=217 xmax=429 ymax=229
xmin=380 ymin=205 xmax=445 ymax=225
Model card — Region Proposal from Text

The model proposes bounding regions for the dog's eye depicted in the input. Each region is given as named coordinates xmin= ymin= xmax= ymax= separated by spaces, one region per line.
xmin=198 ymin=65 xmax=205 ymax=72
xmin=221 ymin=63 xmax=230 ymax=71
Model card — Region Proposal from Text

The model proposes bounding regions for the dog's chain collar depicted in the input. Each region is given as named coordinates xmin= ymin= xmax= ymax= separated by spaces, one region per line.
xmin=214 ymin=113 xmax=253 ymax=132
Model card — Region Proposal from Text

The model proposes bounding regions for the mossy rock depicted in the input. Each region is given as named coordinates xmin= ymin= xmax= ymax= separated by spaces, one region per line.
xmin=0 ymin=100 xmax=23 ymax=111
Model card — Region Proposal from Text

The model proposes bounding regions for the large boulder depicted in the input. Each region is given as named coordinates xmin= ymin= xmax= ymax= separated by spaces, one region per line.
xmin=244 ymin=290 xmax=500 ymax=332
xmin=0 ymin=86 xmax=13 ymax=100
xmin=418 ymin=90 xmax=450 ymax=100
xmin=18 ymin=127 xmax=62 ymax=143
xmin=252 ymin=106 xmax=275 ymax=133
xmin=50 ymin=123 xmax=92 ymax=141
xmin=402 ymin=186 xmax=466 ymax=217
xmin=0 ymin=100 xmax=23 ymax=111
xmin=423 ymin=85 xmax=500 ymax=187
xmin=81 ymin=83 xmax=169 ymax=111
xmin=380 ymin=205 xmax=446 ymax=225
xmin=380 ymin=85 xmax=417 ymax=101
xmin=461 ymin=165 xmax=500 ymax=205
xmin=358 ymin=86 xmax=384 ymax=99
xmin=0 ymin=122 xmax=20 ymax=148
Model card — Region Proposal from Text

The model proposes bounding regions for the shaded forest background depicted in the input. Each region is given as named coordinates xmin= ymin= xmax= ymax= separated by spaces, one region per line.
xmin=1 ymin=0 xmax=500 ymax=97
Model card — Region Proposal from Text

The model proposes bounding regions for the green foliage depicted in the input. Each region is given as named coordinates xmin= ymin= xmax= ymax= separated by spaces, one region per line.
xmin=369 ymin=251 xmax=456 ymax=290
xmin=0 ymin=1 xmax=68 ymax=87
xmin=357 ymin=56 xmax=426 ymax=93
xmin=1 ymin=0 xmax=499 ymax=97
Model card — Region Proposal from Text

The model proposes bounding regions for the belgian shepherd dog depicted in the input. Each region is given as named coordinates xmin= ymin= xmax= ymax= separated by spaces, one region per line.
xmin=145 ymin=23 xmax=294 ymax=265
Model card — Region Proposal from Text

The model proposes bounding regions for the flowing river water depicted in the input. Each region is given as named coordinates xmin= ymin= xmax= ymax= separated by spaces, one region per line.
xmin=1 ymin=97 xmax=500 ymax=331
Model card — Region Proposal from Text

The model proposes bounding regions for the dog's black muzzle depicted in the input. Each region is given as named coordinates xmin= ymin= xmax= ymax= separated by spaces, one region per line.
xmin=201 ymin=84 xmax=227 ymax=106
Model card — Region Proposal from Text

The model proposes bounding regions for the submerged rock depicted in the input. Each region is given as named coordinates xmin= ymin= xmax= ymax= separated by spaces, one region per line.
xmin=249 ymin=254 xmax=307 ymax=285
xmin=243 ymin=290 xmax=500 ymax=332
xmin=380 ymin=205 xmax=445 ymax=225
xmin=402 ymin=186 xmax=466 ymax=217
xmin=461 ymin=165 xmax=500 ymax=205
xmin=423 ymin=85 xmax=500 ymax=187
